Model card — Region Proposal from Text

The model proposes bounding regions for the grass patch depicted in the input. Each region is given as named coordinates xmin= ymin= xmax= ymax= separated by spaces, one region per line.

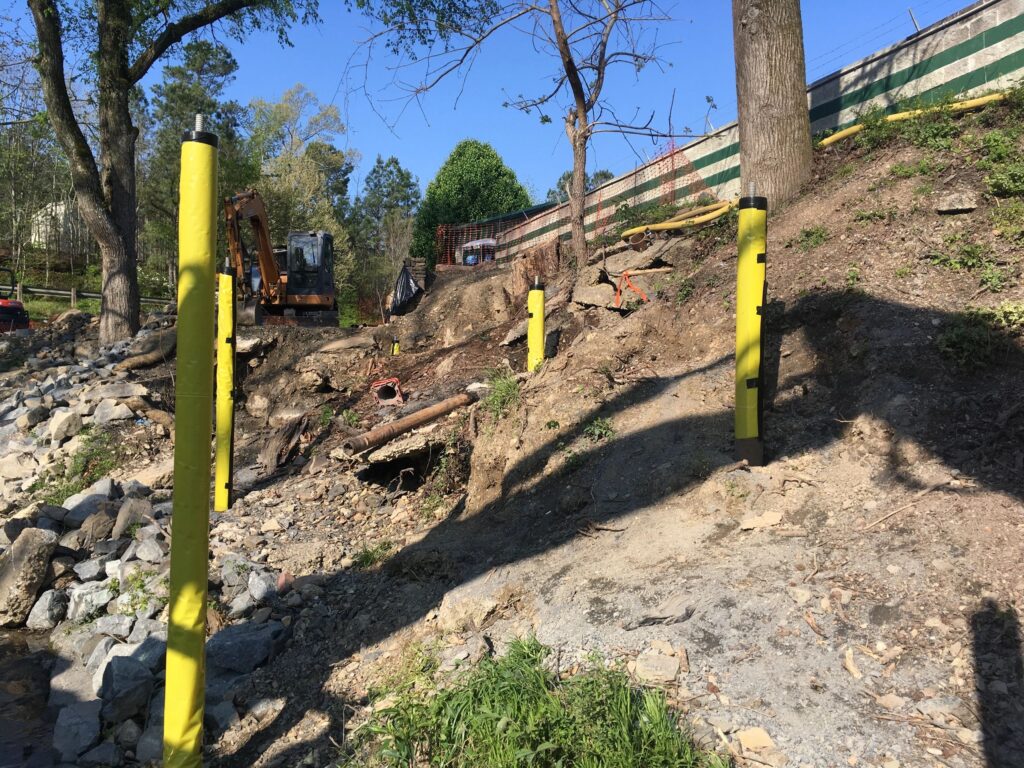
xmin=930 ymin=235 xmax=989 ymax=271
xmin=484 ymin=369 xmax=521 ymax=419
xmin=34 ymin=426 xmax=120 ymax=505
xmin=991 ymin=200 xmax=1024 ymax=241
xmin=22 ymin=297 xmax=101 ymax=322
xmin=986 ymin=161 xmax=1024 ymax=197
xmin=348 ymin=637 xmax=725 ymax=768
xmin=895 ymin=266 xmax=913 ymax=279
xmin=791 ymin=226 xmax=830 ymax=252
xmin=845 ymin=264 xmax=861 ymax=289
xmin=937 ymin=302 xmax=1024 ymax=368
xmin=853 ymin=208 xmax=895 ymax=223
xmin=353 ymin=541 xmax=394 ymax=569
xmin=340 ymin=409 xmax=361 ymax=428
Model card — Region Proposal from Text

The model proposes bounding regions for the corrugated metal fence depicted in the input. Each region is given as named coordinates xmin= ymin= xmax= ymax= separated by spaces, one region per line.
xmin=488 ymin=0 xmax=1024 ymax=259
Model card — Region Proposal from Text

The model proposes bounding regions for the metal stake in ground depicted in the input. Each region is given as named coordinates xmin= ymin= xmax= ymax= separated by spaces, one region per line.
xmin=164 ymin=114 xmax=218 ymax=768
xmin=527 ymin=276 xmax=545 ymax=372
xmin=215 ymin=257 xmax=236 ymax=513
xmin=735 ymin=184 xmax=767 ymax=466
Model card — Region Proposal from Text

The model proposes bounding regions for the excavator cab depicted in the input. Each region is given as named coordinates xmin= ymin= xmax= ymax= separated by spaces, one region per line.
xmin=285 ymin=231 xmax=334 ymax=299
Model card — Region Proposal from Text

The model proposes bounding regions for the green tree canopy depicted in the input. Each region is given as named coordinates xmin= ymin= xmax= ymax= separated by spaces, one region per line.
xmin=545 ymin=168 xmax=615 ymax=203
xmin=412 ymin=139 xmax=530 ymax=265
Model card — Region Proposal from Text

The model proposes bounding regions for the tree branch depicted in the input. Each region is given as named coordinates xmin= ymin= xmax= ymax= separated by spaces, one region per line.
xmin=128 ymin=0 xmax=255 ymax=83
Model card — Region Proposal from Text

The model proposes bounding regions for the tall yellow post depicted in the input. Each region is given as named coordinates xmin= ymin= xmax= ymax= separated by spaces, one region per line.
xmin=735 ymin=189 xmax=767 ymax=466
xmin=214 ymin=261 xmax=235 ymax=513
xmin=527 ymin=277 xmax=545 ymax=372
xmin=164 ymin=116 xmax=218 ymax=768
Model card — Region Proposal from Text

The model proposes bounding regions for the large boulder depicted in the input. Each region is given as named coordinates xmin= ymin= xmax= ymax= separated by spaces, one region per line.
xmin=66 ymin=581 xmax=116 ymax=622
xmin=52 ymin=700 xmax=102 ymax=762
xmin=63 ymin=478 xmax=120 ymax=527
xmin=81 ymin=381 xmax=149 ymax=403
xmin=48 ymin=408 xmax=83 ymax=444
xmin=26 ymin=588 xmax=69 ymax=630
xmin=0 ymin=528 xmax=58 ymax=627
xmin=111 ymin=497 xmax=152 ymax=539
xmin=92 ymin=398 xmax=134 ymax=425
xmin=206 ymin=621 xmax=288 ymax=673
xmin=15 ymin=405 xmax=50 ymax=430
xmin=99 ymin=655 xmax=153 ymax=722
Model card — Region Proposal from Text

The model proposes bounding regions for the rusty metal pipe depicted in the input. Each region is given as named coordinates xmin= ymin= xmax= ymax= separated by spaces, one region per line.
xmin=342 ymin=392 xmax=477 ymax=455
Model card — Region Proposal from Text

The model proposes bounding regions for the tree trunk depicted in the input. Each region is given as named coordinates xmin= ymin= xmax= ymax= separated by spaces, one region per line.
xmin=567 ymin=128 xmax=588 ymax=268
xmin=732 ymin=0 xmax=812 ymax=206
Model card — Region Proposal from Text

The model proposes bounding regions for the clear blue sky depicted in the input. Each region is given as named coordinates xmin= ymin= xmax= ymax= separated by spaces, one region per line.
xmin=17 ymin=0 xmax=979 ymax=200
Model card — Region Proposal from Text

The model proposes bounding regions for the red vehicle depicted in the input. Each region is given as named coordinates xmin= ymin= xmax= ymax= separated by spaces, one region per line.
xmin=0 ymin=267 xmax=30 ymax=334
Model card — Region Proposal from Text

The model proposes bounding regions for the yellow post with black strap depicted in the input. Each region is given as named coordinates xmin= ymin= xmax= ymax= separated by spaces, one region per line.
xmin=527 ymin=276 xmax=544 ymax=372
xmin=214 ymin=259 xmax=235 ymax=513
xmin=735 ymin=187 xmax=767 ymax=466
xmin=391 ymin=335 xmax=400 ymax=356
xmin=164 ymin=115 xmax=218 ymax=768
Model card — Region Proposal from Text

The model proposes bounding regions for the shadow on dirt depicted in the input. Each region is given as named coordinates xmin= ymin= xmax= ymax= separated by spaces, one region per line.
xmin=216 ymin=290 xmax=1024 ymax=766
xmin=972 ymin=598 xmax=1024 ymax=767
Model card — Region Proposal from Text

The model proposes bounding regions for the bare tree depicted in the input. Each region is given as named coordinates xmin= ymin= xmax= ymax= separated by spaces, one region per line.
xmin=732 ymin=0 xmax=812 ymax=205
xmin=352 ymin=0 xmax=691 ymax=267
xmin=27 ymin=0 xmax=318 ymax=343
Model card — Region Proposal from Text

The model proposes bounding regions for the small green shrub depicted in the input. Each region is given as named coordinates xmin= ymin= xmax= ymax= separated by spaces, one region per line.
xmin=977 ymin=128 xmax=1020 ymax=168
xmin=484 ymin=369 xmax=521 ymax=419
xmin=793 ymin=226 xmax=830 ymax=252
xmin=930 ymin=235 xmax=989 ymax=271
xmin=583 ymin=416 xmax=615 ymax=441
xmin=318 ymin=405 xmax=334 ymax=429
xmin=341 ymin=409 xmax=361 ymax=427
xmin=986 ymin=161 xmax=1024 ymax=197
xmin=980 ymin=262 xmax=1007 ymax=292
xmin=846 ymin=264 xmax=861 ymax=289
xmin=895 ymin=266 xmax=913 ymax=279
xmin=937 ymin=303 xmax=1024 ymax=368
xmin=853 ymin=208 xmax=895 ymax=223
xmin=855 ymin=105 xmax=900 ymax=149
xmin=347 ymin=637 xmax=725 ymax=768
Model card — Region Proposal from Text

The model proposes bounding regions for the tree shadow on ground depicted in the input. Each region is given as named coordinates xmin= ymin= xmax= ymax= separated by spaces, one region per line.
xmin=972 ymin=599 xmax=1024 ymax=767
xmin=217 ymin=290 xmax=1024 ymax=766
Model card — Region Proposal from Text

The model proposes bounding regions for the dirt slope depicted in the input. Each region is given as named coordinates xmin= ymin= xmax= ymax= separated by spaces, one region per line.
xmin=205 ymin=101 xmax=1024 ymax=768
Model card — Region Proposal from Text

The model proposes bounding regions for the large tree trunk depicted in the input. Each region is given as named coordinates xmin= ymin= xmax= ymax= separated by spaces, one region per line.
xmin=732 ymin=0 xmax=812 ymax=206
xmin=567 ymin=127 xmax=588 ymax=268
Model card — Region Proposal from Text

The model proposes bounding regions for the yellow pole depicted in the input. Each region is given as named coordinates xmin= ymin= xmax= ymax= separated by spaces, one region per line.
xmin=164 ymin=116 xmax=218 ymax=768
xmin=527 ymin=277 xmax=545 ymax=372
xmin=214 ymin=261 xmax=235 ymax=513
xmin=735 ymin=188 xmax=767 ymax=466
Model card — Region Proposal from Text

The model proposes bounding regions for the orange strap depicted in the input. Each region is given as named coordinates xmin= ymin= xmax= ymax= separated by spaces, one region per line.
xmin=614 ymin=271 xmax=649 ymax=308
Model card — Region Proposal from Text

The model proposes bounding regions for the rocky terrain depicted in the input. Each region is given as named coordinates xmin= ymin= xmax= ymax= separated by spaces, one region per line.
xmin=1 ymin=98 xmax=1024 ymax=768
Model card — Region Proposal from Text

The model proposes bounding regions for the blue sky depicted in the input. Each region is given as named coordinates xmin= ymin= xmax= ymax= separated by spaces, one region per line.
xmin=10 ymin=0 xmax=978 ymax=200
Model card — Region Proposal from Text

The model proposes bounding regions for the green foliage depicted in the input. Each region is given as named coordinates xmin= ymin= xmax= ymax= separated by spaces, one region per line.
xmin=583 ymin=417 xmax=615 ymax=441
xmin=34 ymin=427 xmax=120 ymax=506
xmin=484 ymin=369 xmax=521 ymax=419
xmin=853 ymin=208 xmax=895 ymax=223
xmin=22 ymin=298 xmax=101 ymax=321
xmin=319 ymin=405 xmax=334 ymax=429
xmin=980 ymin=262 xmax=1007 ymax=292
xmin=937 ymin=303 xmax=1024 ymax=368
xmin=354 ymin=541 xmax=394 ymax=569
xmin=792 ymin=226 xmax=829 ymax=252
xmin=412 ymin=140 xmax=531 ymax=266
xmin=890 ymin=157 xmax=943 ymax=178
xmin=348 ymin=637 xmax=724 ymax=768
xmin=986 ymin=161 xmax=1024 ymax=197
xmin=854 ymin=105 xmax=901 ymax=149
xmin=977 ymin=128 xmax=1020 ymax=167
xmin=895 ymin=266 xmax=913 ymax=279
xmin=991 ymin=200 xmax=1024 ymax=241
xmin=930 ymin=235 xmax=989 ymax=271
xmin=845 ymin=264 xmax=861 ymax=289
xmin=546 ymin=169 xmax=615 ymax=203
xmin=341 ymin=409 xmax=361 ymax=427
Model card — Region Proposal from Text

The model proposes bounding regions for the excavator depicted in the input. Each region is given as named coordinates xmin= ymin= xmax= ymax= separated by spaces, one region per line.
xmin=224 ymin=189 xmax=337 ymax=325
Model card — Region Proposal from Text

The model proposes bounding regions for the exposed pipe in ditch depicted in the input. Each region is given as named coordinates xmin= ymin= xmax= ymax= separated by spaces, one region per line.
xmin=342 ymin=391 xmax=477 ymax=455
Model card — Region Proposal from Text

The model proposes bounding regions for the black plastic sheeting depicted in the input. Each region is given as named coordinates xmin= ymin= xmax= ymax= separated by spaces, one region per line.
xmin=389 ymin=264 xmax=422 ymax=316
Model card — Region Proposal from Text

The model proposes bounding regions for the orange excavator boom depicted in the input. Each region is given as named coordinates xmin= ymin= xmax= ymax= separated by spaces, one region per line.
xmin=224 ymin=190 xmax=286 ymax=305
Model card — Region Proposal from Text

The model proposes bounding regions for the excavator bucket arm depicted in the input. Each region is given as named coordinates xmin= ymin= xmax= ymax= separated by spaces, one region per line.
xmin=223 ymin=190 xmax=285 ymax=305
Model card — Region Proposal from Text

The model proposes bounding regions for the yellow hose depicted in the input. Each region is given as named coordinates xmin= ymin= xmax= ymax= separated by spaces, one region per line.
xmin=818 ymin=92 xmax=1007 ymax=148
xmin=621 ymin=197 xmax=738 ymax=240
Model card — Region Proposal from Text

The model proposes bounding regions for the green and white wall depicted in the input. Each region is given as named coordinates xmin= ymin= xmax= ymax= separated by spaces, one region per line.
xmin=493 ymin=0 xmax=1024 ymax=259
